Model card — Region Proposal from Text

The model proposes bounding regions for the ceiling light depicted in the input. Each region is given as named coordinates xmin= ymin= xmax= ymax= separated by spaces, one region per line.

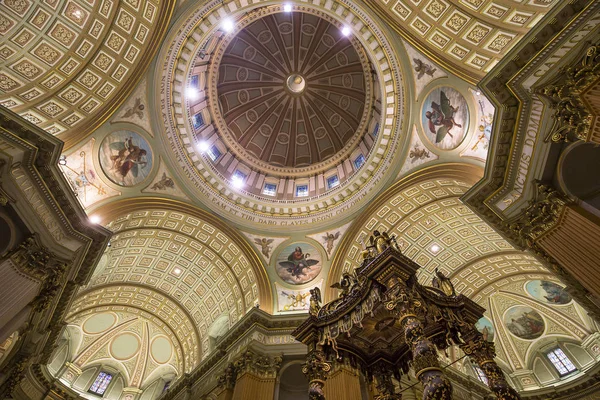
xmin=198 ymin=141 xmax=210 ymax=152
xmin=173 ymin=267 xmax=182 ymax=276
xmin=476 ymin=89 xmax=481 ymax=96
xmin=283 ymin=4 xmax=292 ymax=12
xmin=185 ymin=86 xmax=199 ymax=101
xmin=430 ymin=244 xmax=441 ymax=253
xmin=89 ymin=215 xmax=101 ymax=224
xmin=231 ymin=176 xmax=244 ymax=189
xmin=341 ymin=26 xmax=351 ymax=36
xmin=58 ymin=155 xmax=67 ymax=166
xmin=72 ymin=10 xmax=82 ymax=18
xmin=222 ymin=18 xmax=235 ymax=33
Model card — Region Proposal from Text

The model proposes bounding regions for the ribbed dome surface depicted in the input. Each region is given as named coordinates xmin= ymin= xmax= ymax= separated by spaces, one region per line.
xmin=216 ymin=12 xmax=368 ymax=168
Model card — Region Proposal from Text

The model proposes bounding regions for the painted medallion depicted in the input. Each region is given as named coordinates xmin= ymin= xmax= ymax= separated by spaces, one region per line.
xmin=526 ymin=280 xmax=572 ymax=305
xmin=275 ymin=243 xmax=322 ymax=285
xmin=99 ymin=130 xmax=153 ymax=186
xmin=504 ymin=306 xmax=545 ymax=340
xmin=421 ymin=86 xmax=469 ymax=150
xmin=475 ymin=317 xmax=495 ymax=342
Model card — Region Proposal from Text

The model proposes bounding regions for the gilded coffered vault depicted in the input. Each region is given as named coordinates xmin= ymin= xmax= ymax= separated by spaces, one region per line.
xmin=2 ymin=0 xmax=600 ymax=399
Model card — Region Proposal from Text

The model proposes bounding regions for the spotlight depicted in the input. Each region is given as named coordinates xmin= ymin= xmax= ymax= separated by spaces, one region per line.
xmin=198 ymin=141 xmax=210 ymax=152
xmin=476 ymin=90 xmax=481 ymax=96
xmin=72 ymin=10 xmax=82 ymax=18
xmin=58 ymin=155 xmax=67 ymax=166
xmin=283 ymin=4 xmax=292 ymax=12
xmin=222 ymin=18 xmax=235 ymax=33
xmin=430 ymin=244 xmax=441 ymax=253
xmin=341 ymin=26 xmax=351 ymax=36
xmin=173 ymin=267 xmax=182 ymax=276
xmin=89 ymin=215 xmax=101 ymax=224
xmin=185 ymin=86 xmax=199 ymax=101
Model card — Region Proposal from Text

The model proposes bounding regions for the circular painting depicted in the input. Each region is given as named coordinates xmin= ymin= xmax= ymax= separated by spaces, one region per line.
xmin=99 ymin=130 xmax=153 ymax=186
xmin=421 ymin=86 xmax=469 ymax=150
xmin=475 ymin=317 xmax=494 ymax=342
xmin=526 ymin=280 xmax=572 ymax=305
xmin=275 ymin=242 xmax=322 ymax=285
xmin=504 ymin=306 xmax=545 ymax=340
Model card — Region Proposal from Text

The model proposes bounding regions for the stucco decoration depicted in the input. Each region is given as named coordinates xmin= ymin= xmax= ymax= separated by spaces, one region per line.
xmin=421 ymin=86 xmax=469 ymax=150
xmin=504 ymin=306 xmax=545 ymax=340
xmin=306 ymin=221 xmax=353 ymax=260
xmin=398 ymin=124 xmax=439 ymax=177
xmin=59 ymin=138 xmax=120 ymax=208
xmin=402 ymin=40 xmax=447 ymax=98
xmin=276 ymin=280 xmax=322 ymax=313
xmin=99 ymin=130 xmax=152 ymax=186
xmin=526 ymin=280 xmax=573 ymax=305
xmin=275 ymin=242 xmax=322 ymax=285
xmin=142 ymin=158 xmax=189 ymax=200
xmin=242 ymin=232 xmax=289 ymax=263
xmin=460 ymin=88 xmax=494 ymax=162
xmin=111 ymin=77 xmax=153 ymax=137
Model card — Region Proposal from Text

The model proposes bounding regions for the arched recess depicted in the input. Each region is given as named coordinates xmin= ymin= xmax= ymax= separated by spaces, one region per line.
xmin=84 ymin=198 xmax=272 ymax=362
xmin=69 ymin=286 xmax=198 ymax=371
xmin=326 ymin=163 xmax=484 ymax=300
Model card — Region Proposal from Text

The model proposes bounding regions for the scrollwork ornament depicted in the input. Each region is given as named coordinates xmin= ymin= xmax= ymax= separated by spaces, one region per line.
xmin=302 ymin=349 xmax=331 ymax=400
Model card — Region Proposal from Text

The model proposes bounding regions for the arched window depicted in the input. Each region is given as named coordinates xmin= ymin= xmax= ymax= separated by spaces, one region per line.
xmin=546 ymin=347 xmax=577 ymax=376
xmin=88 ymin=371 xmax=113 ymax=396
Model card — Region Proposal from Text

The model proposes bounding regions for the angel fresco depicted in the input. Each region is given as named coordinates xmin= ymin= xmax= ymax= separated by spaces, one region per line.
xmin=99 ymin=131 xmax=153 ymax=187
xmin=275 ymin=243 xmax=322 ymax=285
xmin=321 ymin=232 xmax=340 ymax=255
xmin=422 ymin=87 xmax=469 ymax=150
xmin=425 ymin=90 xmax=462 ymax=143
xmin=254 ymin=238 xmax=274 ymax=258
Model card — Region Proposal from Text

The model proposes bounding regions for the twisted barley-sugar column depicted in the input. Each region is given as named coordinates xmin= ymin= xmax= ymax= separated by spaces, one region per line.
xmin=399 ymin=312 xmax=453 ymax=400
xmin=461 ymin=329 xmax=521 ymax=400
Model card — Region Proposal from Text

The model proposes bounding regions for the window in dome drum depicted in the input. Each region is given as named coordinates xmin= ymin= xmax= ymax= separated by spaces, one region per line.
xmin=190 ymin=75 xmax=199 ymax=88
xmin=327 ymin=175 xmax=339 ymax=189
xmin=263 ymin=183 xmax=277 ymax=196
xmin=296 ymin=184 xmax=308 ymax=197
xmin=354 ymin=154 xmax=365 ymax=169
xmin=207 ymin=145 xmax=221 ymax=162
xmin=372 ymin=123 xmax=379 ymax=137
xmin=193 ymin=113 xmax=204 ymax=129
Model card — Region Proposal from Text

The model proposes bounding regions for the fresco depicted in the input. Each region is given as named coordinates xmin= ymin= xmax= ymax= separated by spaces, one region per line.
xmin=475 ymin=317 xmax=495 ymax=342
xmin=504 ymin=306 xmax=545 ymax=340
xmin=461 ymin=89 xmax=495 ymax=161
xmin=99 ymin=130 xmax=153 ymax=187
xmin=275 ymin=242 xmax=322 ymax=285
xmin=276 ymin=281 xmax=322 ymax=312
xmin=59 ymin=138 xmax=120 ymax=209
xmin=307 ymin=221 xmax=353 ymax=259
xmin=421 ymin=86 xmax=469 ymax=150
xmin=526 ymin=280 xmax=572 ymax=305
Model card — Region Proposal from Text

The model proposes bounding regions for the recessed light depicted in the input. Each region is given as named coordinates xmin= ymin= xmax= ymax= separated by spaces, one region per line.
xmin=283 ymin=4 xmax=292 ymax=12
xmin=222 ymin=18 xmax=235 ymax=33
xmin=430 ymin=244 xmax=441 ymax=253
xmin=341 ymin=26 xmax=351 ymax=36
xmin=89 ymin=215 xmax=101 ymax=224
xmin=185 ymin=87 xmax=199 ymax=101
xmin=476 ymin=90 xmax=481 ymax=96
xmin=198 ymin=141 xmax=210 ymax=152
xmin=232 ymin=176 xmax=244 ymax=188
xmin=73 ymin=10 xmax=82 ymax=18
xmin=173 ymin=267 xmax=182 ymax=276
xmin=58 ymin=155 xmax=67 ymax=166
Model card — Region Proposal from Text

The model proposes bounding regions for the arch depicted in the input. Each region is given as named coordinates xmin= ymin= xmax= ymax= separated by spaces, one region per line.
xmin=327 ymin=163 xmax=483 ymax=300
xmin=91 ymin=197 xmax=272 ymax=313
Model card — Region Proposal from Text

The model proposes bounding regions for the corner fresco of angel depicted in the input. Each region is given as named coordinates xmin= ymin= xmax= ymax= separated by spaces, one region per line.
xmin=99 ymin=131 xmax=153 ymax=187
xmin=422 ymin=87 xmax=469 ymax=150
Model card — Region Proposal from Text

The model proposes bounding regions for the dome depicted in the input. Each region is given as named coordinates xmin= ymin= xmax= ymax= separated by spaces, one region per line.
xmin=211 ymin=12 xmax=371 ymax=170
